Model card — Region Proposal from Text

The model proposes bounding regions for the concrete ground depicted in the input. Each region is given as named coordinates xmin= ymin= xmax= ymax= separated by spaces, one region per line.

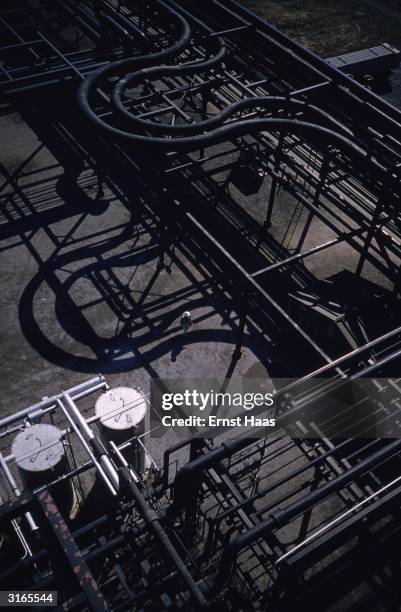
xmin=1 ymin=63 xmax=401 ymax=466
xmin=240 ymin=0 xmax=401 ymax=56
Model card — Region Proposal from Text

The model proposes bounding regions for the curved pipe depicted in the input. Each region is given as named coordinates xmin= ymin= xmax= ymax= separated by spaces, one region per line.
xmin=80 ymin=84 xmax=395 ymax=188
xmin=77 ymin=96 xmax=374 ymax=169
xmin=78 ymin=0 xmax=192 ymax=118
xmin=78 ymin=3 xmax=357 ymax=154
xmin=80 ymin=65 xmax=366 ymax=157
xmin=112 ymin=81 xmax=353 ymax=137
xmin=78 ymin=38 xmax=372 ymax=163
xmin=77 ymin=1 xmax=395 ymax=198
xmin=110 ymin=34 xmax=227 ymax=130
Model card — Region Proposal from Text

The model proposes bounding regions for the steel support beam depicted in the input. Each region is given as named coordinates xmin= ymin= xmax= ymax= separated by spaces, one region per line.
xmin=36 ymin=488 xmax=110 ymax=612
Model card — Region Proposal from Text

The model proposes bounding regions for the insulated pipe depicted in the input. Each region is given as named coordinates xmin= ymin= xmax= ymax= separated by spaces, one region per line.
xmin=57 ymin=399 xmax=117 ymax=496
xmin=211 ymin=437 xmax=401 ymax=592
xmin=118 ymin=466 xmax=209 ymax=609
xmin=81 ymin=85 xmax=398 ymax=195
xmin=81 ymin=79 xmax=374 ymax=162
xmin=77 ymin=2 xmax=398 ymax=195
xmin=110 ymin=34 xmax=227 ymax=129
xmin=172 ymin=436 xmax=253 ymax=513
xmin=0 ymin=376 xmax=106 ymax=430
xmin=78 ymin=0 xmax=192 ymax=114
xmin=62 ymin=393 xmax=120 ymax=493
xmin=80 ymin=42 xmax=365 ymax=158
xmin=112 ymin=86 xmax=353 ymax=138
xmin=0 ymin=452 xmax=38 ymax=533
xmin=105 ymin=0 xmax=339 ymax=136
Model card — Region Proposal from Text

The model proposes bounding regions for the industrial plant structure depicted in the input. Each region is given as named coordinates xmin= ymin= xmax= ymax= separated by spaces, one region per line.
xmin=1 ymin=1 xmax=401 ymax=610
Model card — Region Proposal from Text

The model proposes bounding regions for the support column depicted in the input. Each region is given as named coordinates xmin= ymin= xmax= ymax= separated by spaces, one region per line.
xmin=296 ymin=150 xmax=330 ymax=253
xmin=157 ymin=187 xmax=169 ymax=269
xmin=94 ymin=0 xmax=108 ymax=43
xmin=264 ymin=176 xmax=277 ymax=230
xmin=257 ymin=123 xmax=286 ymax=248
xmin=356 ymin=196 xmax=384 ymax=278
xmin=36 ymin=488 xmax=109 ymax=611
xmin=233 ymin=286 xmax=250 ymax=359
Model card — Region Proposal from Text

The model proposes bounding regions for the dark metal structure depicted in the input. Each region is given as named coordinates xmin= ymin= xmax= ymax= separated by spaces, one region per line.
xmin=2 ymin=1 xmax=401 ymax=610
xmin=327 ymin=43 xmax=400 ymax=84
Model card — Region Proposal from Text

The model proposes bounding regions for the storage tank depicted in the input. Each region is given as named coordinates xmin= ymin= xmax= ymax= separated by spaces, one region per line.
xmin=12 ymin=424 xmax=73 ymax=513
xmin=95 ymin=387 xmax=147 ymax=474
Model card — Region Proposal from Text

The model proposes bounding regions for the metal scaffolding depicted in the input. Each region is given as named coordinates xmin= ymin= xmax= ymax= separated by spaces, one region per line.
xmin=2 ymin=1 xmax=401 ymax=610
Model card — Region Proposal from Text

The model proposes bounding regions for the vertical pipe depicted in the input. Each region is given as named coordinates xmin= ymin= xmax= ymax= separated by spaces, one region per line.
xmin=296 ymin=150 xmax=330 ymax=253
xmin=356 ymin=197 xmax=383 ymax=277
xmin=158 ymin=187 xmax=169 ymax=269
xmin=233 ymin=286 xmax=249 ymax=358
xmin=264 ymin=176 xmax=277 ymax=231
xmin=119 ymin=467 xmax=209 ymax=608
xmin=0 ymin=452 xmax=38 ymax=532
xmin=60 ymin=395 xmax=119 ymax=494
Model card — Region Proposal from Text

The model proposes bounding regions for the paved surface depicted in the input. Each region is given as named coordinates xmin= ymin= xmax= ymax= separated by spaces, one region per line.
xmin=0 ymin=95 xmax=273 ymax=465
xmin=362 ymin=0 xmax=401 ymax=20
xmin=1 ymin=59 xmax=401 ymax=467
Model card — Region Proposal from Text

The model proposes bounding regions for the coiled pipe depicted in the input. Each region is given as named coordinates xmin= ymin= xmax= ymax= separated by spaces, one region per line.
xmin=78 ymin=0 xmax=192 ymax=119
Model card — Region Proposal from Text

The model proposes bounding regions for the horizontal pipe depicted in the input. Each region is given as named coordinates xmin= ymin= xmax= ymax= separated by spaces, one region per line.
xmin=0 ymin=375 xmax=105 ymax=430
xmin=275 ymin=471 xmax=401 ymax=566
xmin=211 ymin=437 xmax=401 ymax=591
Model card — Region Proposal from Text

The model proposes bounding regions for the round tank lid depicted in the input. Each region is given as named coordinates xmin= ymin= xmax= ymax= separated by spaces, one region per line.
xmin=12 ymin=424 xmax=64 ymax=472
xmin=95 ymin=387 xmax=147 ymax=431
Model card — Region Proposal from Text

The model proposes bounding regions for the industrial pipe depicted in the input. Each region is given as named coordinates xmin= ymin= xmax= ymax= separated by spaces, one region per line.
xmin=118 ymin=466 xmax=209 ymax=609
xmin=0 ymin=452 xmax=38 ymax=533
xmin=211 ymin=436 xmax=401 ymax=592
xmin=78 ymin=0 xmax=192 ymax=117
xmin=60 ymin=394 xmax=120 ymax=494
xmin=111 ymin=88 xmax=354 ymax=138
xmin=171 ymin=436 xmax=253 ymax=515
xmin=0 ymin=375 xmax=106 ymax=430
